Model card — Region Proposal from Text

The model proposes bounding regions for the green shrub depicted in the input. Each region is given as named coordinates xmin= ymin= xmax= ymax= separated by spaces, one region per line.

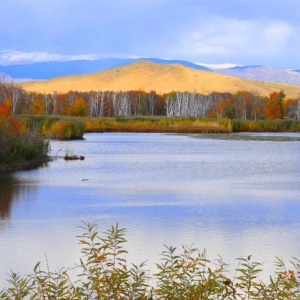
xmin=2 ymin=223 xmax=300 ymax=299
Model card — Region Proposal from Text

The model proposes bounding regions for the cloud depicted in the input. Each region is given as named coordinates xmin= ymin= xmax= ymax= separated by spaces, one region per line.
xmin=0 ymin=0 xmax=300 ymax=68
xmin=0 ymin=50 xmax=147 ymax=65
xmin=264 ymin=23 xmax=293 ymax=43
xmin=0 ymin=51 xmax=103 ymax=65
xmin=170 ymin=18 xmax=298 ymax=67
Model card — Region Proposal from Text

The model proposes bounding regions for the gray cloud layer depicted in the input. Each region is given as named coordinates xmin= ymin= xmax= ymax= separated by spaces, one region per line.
xmin=1 ymin=0 xmax=300 ymax=68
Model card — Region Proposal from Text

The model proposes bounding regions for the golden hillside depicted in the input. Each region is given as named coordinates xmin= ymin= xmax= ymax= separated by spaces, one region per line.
xmin=21 ymin=61 xmax=300 ymax=98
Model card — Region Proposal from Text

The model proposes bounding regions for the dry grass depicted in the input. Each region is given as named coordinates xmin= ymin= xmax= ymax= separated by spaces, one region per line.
xmin=101 ymin=117 xmax=232 ymax=133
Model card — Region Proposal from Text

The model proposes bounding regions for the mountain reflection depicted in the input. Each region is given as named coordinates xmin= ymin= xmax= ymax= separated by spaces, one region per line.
xmin=0 ymin=175 xmax=32 ymax=219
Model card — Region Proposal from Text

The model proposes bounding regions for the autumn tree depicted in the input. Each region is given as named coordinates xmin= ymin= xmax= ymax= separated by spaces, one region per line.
xmin=284 ymin=96 xmax=300 ymax=120
xmin=0 ymin=102 xmax=26 ymax=163
xmin=0 ymin=102 xmax=26 ymax=138
xmin=0 ymin=82 xmax=25 ymax=115
xmin=265 ymin=91 xmax=285 ymax=119
xmin=57 ymin=93 xmax=70 ymax=115
xmin=208 ymin=97 xmax=234 ymax=119
xmin=70 ymin=97 xmax=87 ymax=117
xmin=19 ymin=92 xmax=35 ymax=114
xmin=31 ymin=93 xmax=46 ymax=115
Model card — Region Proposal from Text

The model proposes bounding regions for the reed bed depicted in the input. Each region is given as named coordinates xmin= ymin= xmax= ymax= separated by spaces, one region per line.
xmin=101 ymin=117 xmax=232 ymax=133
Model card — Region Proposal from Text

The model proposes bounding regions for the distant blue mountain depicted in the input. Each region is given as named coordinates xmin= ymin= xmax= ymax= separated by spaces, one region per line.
xmin=0 ymin=58 xmax=210 ymax=80
xmin=212 ymin=65 xmax=300 ymax=86
xmin=227 ymin=65 xmax=262 ymax=70
xmin=0 ymin=72 xmax=13 ymax=82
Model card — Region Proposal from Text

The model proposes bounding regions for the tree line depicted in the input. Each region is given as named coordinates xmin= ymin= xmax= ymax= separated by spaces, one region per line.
xmin=0 ymin=81 xmax=300 ymax=120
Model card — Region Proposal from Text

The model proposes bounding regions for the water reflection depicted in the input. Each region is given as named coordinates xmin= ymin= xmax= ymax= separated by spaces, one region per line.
xmin=0 ymin=175 xmax=17 ymax=219
xmin=0 ymin=174 xmax=36 ymax=220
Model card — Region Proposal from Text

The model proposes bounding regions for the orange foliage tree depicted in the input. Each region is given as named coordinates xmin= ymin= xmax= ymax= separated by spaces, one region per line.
xmin=0 ymin=102 xmax=27 ymax=162
xmin=209 ymin=98 xmax=235 ymax=119
xmin=70 ymin=97 xmax=87 ymax=117
xmin=284 ymin=97 xmax=300 ymax=120
xmin=265 ymin=91 xmax=285 ymax=119
xmin=55 ymin=93 xmax=71 ymax=115
xmin=31 ymin=93 xmax=46 ymax=115
xmin=0 ymin=102 xmax=26 ymax=136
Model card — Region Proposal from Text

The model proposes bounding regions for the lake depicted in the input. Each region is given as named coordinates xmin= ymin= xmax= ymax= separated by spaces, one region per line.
xmin=1 ymin=132 xmax=300 ymax=287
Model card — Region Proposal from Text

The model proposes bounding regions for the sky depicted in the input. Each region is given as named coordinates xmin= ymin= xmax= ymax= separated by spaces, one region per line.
xmin=0 ymin=0 xmax=300 ymax=68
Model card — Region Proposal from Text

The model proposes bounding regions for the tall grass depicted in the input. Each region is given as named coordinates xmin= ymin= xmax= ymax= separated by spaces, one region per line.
xmin=232 ymin=119 xmax=300 ymax=132
xmin=1 ymin=223 xmax=300 ymax=299
xmin=102 ymin=117 xmax=232 ymax=133
xmin=84 ymin=118 xmax=105 ymax=133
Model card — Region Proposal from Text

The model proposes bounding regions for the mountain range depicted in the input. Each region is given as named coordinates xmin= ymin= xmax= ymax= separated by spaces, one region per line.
xmin=1 ymin=57 xmax=300 ymax=88
xmin=207 ymin=65 xmax=300 ymax=86
xmin=0 ymin=58 xmax=300 ymax=95
xmin=0 ymin=58 xmax=209 ymax=81
xmin=21 ymin=61 xmax=300 ymax=98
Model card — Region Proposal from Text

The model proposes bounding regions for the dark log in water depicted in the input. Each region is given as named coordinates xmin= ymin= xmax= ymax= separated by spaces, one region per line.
xmin=64 ymin=155 xmax=85 ymax=161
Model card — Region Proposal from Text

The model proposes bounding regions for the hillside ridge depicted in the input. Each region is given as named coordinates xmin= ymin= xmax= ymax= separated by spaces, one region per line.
xmin=21 ymin=60 xmax=300 ymax=98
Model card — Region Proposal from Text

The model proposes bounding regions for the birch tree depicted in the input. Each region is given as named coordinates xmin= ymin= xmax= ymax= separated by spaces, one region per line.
xmin=143 ymin=91 xmax=157 ymax=116
xmin=112 ymin=92 xmax=131 ymax=116
xmin=88 ymin=91 xmax=105 ymax=117
xmin=51 ymin=92 xmax=58 ymax=115
xmin=10 ymin=84 xmax=20 ymax=115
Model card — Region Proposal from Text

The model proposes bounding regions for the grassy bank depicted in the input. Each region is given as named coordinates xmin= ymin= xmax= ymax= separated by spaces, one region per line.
xmin=19 ymin=116 xmax=233 ymax=135
xmin=19 ymin=116 xmax=300 ymax=137
xmin=231 ymin=119 xmax=300 ymax=132
xmin=1 ymin=222 xmax=300 ymax=299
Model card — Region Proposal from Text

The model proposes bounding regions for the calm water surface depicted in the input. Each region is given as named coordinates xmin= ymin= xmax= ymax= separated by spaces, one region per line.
xmin=1 ymin=132 xmax=300 ymax=287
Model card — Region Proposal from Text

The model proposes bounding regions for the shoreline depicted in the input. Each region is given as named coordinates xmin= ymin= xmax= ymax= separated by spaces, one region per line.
xmin=0 ymin=156 xmax=52 ymax=173
xmin=189 ymin=132 xmax=300 ymax=142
